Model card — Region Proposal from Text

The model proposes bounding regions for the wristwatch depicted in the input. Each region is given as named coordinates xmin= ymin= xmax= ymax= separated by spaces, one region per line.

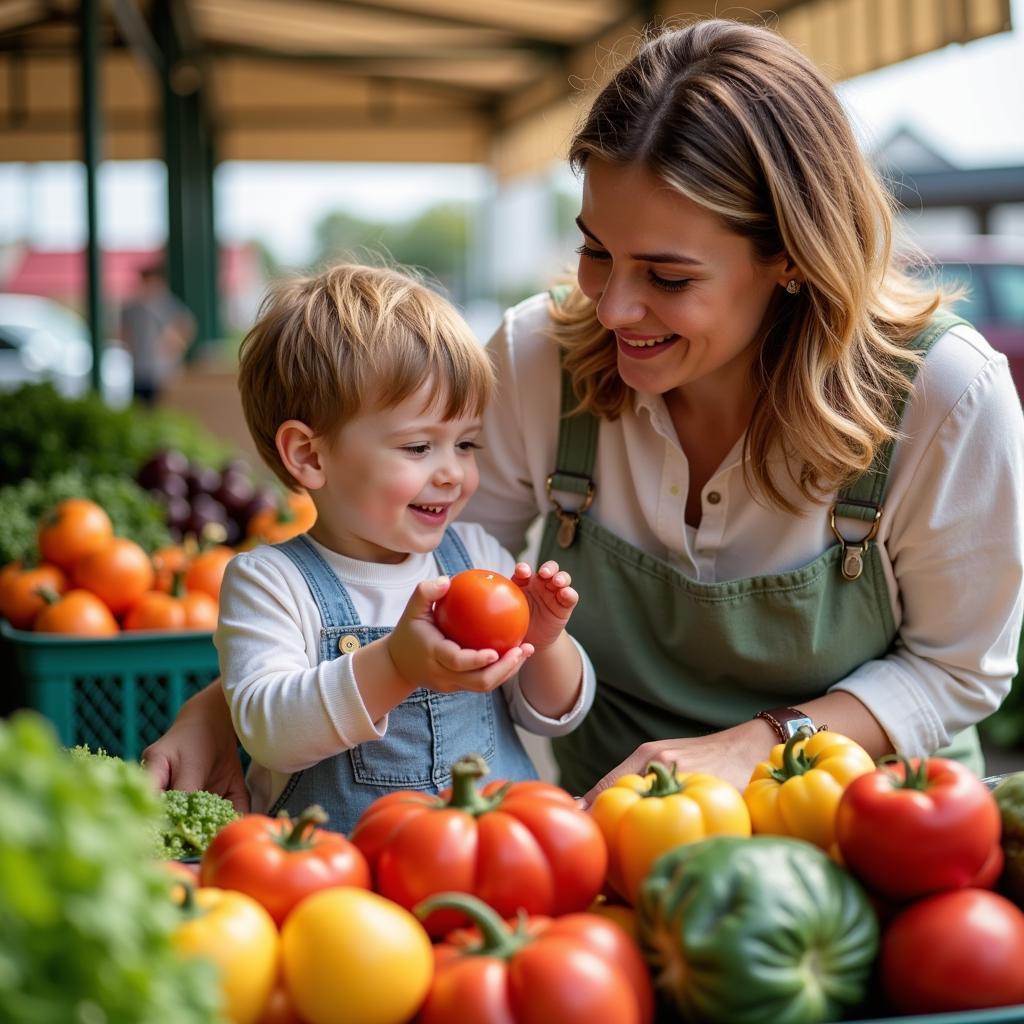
xmin=753 ymin=706 xmax=817 ymax=744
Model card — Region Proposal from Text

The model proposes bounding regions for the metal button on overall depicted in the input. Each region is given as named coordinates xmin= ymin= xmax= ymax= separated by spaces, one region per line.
xmin=706 ymin=491 xmax=721 ymax=505
xmin=338 ymin=634 xmax=360 ymax=654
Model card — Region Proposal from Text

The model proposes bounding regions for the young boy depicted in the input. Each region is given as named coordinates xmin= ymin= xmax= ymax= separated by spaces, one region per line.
xmin=217 ymin=263 xmax=594 ymax=834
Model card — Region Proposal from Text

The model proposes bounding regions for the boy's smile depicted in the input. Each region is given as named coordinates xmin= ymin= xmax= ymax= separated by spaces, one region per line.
xmin=305 ymin=382 xmax=482 ymax=564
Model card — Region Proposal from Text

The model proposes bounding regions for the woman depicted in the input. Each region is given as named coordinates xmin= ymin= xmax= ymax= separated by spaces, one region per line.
xmin=144 ymin=18 xmax=1024 ymax=806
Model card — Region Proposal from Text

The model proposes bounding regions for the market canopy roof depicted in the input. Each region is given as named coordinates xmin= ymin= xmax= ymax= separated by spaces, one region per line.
xmin=0 ymin=0 xmax=1013 ymax=177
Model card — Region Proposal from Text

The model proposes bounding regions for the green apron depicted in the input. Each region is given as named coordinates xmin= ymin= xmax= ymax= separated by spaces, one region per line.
xmin=539 ymin=312 xmax=983 ymax=795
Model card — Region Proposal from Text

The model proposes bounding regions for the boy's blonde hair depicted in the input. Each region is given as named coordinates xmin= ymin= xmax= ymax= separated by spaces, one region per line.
xmin=238 ymin=263 xmax=493 ymax=489
xmin=557 ymin=19 xmax=956 ymax=512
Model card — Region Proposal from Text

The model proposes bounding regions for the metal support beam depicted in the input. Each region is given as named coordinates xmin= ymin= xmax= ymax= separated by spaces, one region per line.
xmin=154 ymin=0 xmax=220 ymax=355
xmin=79 ymin=0 xmax=103 ymax=393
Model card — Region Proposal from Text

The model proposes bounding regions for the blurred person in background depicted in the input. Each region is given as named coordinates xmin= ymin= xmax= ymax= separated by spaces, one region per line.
xmin=120 ymin=263 xmax=196 ymax=406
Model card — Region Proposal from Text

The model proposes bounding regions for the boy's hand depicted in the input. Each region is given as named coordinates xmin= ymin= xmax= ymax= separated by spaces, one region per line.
xmin=387 ymin=577 xmax=535 ymax=695
xmin=512 ymin=560 xmax=578 ymax=652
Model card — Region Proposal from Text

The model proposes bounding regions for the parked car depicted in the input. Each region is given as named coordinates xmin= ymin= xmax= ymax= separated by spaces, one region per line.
xmin=0 ymin=292 xmax=132 ymax=406
xmin=916 ymin=236 xmax=1024 ymax=395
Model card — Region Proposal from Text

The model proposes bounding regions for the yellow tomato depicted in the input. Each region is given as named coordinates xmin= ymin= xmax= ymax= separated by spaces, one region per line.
xmin=281 ymin=886 xmax=433 ymax=1024
xmin=174 ymin=886 xmax=279 ymax=1024
xmin=589 ymin=763 xmax=751 ymax=904
xmin=744 ymin=728 xmax=875 ymax=854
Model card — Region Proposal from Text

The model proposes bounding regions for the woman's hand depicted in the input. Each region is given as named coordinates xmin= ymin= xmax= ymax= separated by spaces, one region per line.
xmin=580 ymin=718 xmax=777 ymax=805
xmin=386 ymin=576 xmax=535 ymax=695
xmin=141 ymin=681 xmax=250 ymax=813
xmin=514 ymin=560 xmax=579 ymax=652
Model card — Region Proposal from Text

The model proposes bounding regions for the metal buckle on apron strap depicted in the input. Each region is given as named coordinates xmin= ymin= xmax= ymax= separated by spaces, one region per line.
xmin=829 ymin=500 xmax=883 ymax=581
xmin=545 ymin=473 xmax=594 ymax=548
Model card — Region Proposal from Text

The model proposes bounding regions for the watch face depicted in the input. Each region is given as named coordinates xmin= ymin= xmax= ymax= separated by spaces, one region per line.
xmin=782 ymin=717 xmax=814 ymax=738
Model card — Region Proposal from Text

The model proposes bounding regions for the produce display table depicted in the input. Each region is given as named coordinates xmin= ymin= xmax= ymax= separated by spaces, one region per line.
xmin=1 ymin=622 xmax=218 ymax=758
xmin=845 ymin=1008 xmax=1024 ymax=1023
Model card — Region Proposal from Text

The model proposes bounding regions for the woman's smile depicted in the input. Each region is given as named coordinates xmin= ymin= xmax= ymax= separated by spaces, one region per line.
xmin=616 ymin=331 xmax=682 ymax=359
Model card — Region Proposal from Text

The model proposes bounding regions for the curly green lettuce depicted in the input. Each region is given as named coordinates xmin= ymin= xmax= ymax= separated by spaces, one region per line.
xmin=2 ymin=715 xmax=220 ymax=1023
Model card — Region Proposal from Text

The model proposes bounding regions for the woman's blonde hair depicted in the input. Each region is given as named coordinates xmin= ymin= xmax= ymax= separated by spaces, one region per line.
xmin=238 ymin=262 xmax=492 ymax=489
xmin=557 ymin=18 xmax=953 ymax=510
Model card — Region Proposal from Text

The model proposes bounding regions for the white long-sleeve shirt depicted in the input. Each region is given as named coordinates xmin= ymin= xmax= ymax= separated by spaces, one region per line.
xmin=217 ymin=520 xmax=596 ymax=812
xmin=464 ymin=292 xmax=1024 ymax=758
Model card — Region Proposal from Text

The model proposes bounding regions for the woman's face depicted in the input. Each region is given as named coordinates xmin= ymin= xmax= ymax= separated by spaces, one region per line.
xmin=576 ymin=158 xmax=790 ymax=399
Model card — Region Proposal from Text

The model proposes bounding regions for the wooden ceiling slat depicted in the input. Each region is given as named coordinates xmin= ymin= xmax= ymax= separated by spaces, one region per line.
xmin=309 ymin=0 xmax=628 ymax=41
xmin=0 ymin=0 xmax=46 ymax=34
xmin=0 ymin=0 xmax=1013 ymax=176
xmin=195 ymin=0 xmax=515 ymax=52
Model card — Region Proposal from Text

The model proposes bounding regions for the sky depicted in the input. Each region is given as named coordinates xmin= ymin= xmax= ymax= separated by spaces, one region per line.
xmin=1 ymin=0 xmax=1021 ymax=265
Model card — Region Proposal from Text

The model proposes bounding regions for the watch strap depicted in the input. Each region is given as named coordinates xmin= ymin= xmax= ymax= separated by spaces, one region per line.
xmin=754 ymin=706 xmax=817 ymax=744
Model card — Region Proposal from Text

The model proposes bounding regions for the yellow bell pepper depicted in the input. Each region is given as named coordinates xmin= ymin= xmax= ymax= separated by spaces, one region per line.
xmin=174 ymin=885 xmax=279 ymax=1024
xmin=589 ymin=763 xmax=751 ymax=904
xmin=743 ymin=728 xmax=875 ymax=854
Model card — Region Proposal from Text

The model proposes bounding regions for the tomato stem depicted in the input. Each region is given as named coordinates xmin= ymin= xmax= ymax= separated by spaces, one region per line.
xmin=415 ymin=892 xmax=530 ymax=960
xmin=276 ymin=805 xmax=329 ymax=849
xmin=643 ymin=761 xmax=683 ymax=798
xmin=878 ymin=753 xmax=930 ymax=790
xmin=446 ymin=755 xmax=509 ymax=816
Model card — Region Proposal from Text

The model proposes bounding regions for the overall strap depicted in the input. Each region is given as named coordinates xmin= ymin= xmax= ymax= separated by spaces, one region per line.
xmin=434 ymin=527 xmax=474 ymax=576
xmin=835 ymin=312 xmax=969 ymax=519
xmin=275 ymin=534 xmax=360 ymax=627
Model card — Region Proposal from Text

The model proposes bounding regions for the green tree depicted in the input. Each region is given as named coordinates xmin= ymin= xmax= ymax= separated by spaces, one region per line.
xmin=313 ymin=210 xmax=390 ymax=267
xmin=382 ymin=202 xmax=473 ymax=297
xmin=311 ymin=202 xmax=475 ymax=302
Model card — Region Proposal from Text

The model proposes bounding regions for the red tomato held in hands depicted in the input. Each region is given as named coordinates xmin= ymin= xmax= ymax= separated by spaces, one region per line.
xmin=433 ymin=568 xmax=529 ymax=654
xmin=418 ymin=892 xmax=654 ymax=1024
xmin=351 ymin=754 xmax=608 ymax=938
xmin=199 ymin=805 xmax=371 ymax=926
xmin=881 ymin=889 xmax=1024 ymax=1015
xmin=835 ymin=756 xmax=1001 ymax=902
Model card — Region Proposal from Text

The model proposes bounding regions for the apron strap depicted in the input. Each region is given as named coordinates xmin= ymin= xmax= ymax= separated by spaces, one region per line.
xmin=549 ymin=368 xmax=600 ymax=497
xmin=835 ymin=312 xmax=970 ymax=518
xmin=547 ymin=285 xmax=601 ymax=498
xmin=275 ymin=534 xmax=361 ymax=628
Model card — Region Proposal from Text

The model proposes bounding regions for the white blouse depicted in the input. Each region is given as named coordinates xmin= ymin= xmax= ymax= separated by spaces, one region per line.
xmin=464 ymin=292 xmax=1024 ymax=758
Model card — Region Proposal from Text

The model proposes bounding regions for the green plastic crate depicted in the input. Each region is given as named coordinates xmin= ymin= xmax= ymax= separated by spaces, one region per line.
xmin=1 ymin=621 xmax=219 ymax=759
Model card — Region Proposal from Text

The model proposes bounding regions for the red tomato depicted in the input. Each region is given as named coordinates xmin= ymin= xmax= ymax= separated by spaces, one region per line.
xmin=73 ymin=538 xmax=155 ymax=616
xmin=34 ymin=588 xmax=119 ymax=636
xmin=419 ymin=892 xmax=653 ymax=1024
xmin=835 ymin=756 xmax=1000 ymax=901
xmin=351 ymin=754 xmax=607 ymax=938
xmin=199 ymin=805 xmax=371 ymax=926
xmin=881 ymin=889 xmax=1024 ymax=1014
xmin=37 ymin=498 xmax=113 ymax=572
xmin=433 ymin=568 xmax=529 ymax=654
xmin=0 ymin=563 xmax=68 ymax=630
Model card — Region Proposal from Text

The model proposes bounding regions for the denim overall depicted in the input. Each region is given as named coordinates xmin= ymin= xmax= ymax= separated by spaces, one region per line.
xmin=267 ymin=529 xmax=537 ymax=835
xmin=539 ymin=310 xmax=983 ymax=796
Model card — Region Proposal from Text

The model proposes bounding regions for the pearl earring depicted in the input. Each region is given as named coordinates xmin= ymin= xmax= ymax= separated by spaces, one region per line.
xmin=786 ymin=280 xmax=801 ymax=295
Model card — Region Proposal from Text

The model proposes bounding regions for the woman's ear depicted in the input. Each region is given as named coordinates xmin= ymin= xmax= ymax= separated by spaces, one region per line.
xmin=276 ymin=420 xmax=325 ymax=491
xmin=774 ymin=254 xmax=804 ymax=290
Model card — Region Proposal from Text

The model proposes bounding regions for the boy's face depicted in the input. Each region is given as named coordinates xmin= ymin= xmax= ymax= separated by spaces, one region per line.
xmin=308 ymin=381 xmax=482 ymax=563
